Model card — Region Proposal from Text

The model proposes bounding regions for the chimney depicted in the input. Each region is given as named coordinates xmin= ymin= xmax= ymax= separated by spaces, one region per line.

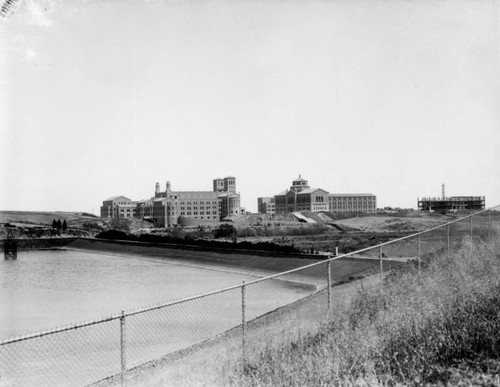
xmin=166 ymin=181 xmax=171 ymax=191
xmin=155 ymin=182 xmax=160 ymax=194
xmin=442 ymin=183 xmax=445 ymax=200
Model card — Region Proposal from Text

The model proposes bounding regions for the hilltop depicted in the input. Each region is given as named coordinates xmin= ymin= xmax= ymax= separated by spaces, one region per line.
xmin=0 ymin=211 xmax=104 ymax=239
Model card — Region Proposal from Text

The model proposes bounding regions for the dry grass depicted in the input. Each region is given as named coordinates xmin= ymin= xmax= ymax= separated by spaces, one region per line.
xmin=222 ymin=235 xmax=500 ymax=386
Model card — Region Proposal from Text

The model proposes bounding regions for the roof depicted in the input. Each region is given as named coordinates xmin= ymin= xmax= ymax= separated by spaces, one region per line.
xmin=297 ymin=188 xmax=329 ymax=195
xmin=104 ymin=195 xmax=131 ymax=201
xmin=293 ymin=175 xmax=307 ymax=182
xmin=328 ymin=193 xmax=375 ymax=197
xmin=217 ymin=192 xmax=239 ymax=198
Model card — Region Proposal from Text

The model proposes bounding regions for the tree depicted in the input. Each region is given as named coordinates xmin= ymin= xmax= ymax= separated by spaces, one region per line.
xmin=52 ymin=219 xmax=57 ymax=229
xmin=62 ymin=220 xmax=68 ymax=232
xmin=56 ymin=219 xmax=62 ymax=230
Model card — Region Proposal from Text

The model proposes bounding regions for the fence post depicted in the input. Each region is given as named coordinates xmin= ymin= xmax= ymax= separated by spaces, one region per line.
xmin=378 ymin=243 xmax=383 ymax=281
xmin=470 ymin=215 xmax=473 ymax=242
xmin=489 ymin=209 xmax=492 ymax=240
xmin=120 ymin=310 xmax=126 ymax=386
xmin=417 ymin=234 xmax=421 ymax=273
xmin=241 ymin=281 xmax=246 ymax=368
xmin=327 ymin=259 xmax=332 ymax=319
xmin=447 ymin=224 xmax=450 ymax=252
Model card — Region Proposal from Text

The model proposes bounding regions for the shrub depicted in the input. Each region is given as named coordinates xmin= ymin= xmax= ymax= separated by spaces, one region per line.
xmin=213 ymin=224 xmax=236 ymax=239
xmin=108 ymin=218 xmax=131 ymax=232
xmin=96 ymin=230 xmax=135 ymax=241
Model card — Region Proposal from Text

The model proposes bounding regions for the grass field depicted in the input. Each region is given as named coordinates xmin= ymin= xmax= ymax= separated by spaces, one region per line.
xmin=221 ymin=235 xmax=500 ymax=386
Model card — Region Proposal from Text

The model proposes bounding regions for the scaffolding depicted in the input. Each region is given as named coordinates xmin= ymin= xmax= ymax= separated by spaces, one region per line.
xmin=0 ymin=0 xmax=20 ymax=18
xmin=417 ymin=196 xmax=485 ymax=213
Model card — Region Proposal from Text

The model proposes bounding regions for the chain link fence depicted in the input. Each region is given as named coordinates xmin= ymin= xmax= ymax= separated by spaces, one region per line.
xmin=0 ymin=207 xmax=498 ymax=386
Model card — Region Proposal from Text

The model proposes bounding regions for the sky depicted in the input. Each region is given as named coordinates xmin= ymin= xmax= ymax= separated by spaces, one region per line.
xmin=1 ymin=0 xmax=499 ymax=213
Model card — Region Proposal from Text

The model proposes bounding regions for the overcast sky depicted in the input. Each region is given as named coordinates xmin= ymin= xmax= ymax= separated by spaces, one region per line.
xmin=1 ymin=0 xmax=499 ymax=213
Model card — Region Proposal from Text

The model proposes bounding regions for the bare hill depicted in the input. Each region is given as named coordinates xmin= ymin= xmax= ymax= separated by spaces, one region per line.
xmin=332 ymin=213 xmax=453 ymax=233
xmin=0 ymin=211 xmax=101 ymax=228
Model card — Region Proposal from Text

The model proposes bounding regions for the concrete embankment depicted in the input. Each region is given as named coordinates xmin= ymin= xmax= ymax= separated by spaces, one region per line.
xmin=66 ymin=238 xmax=326 ymax=280
xmin=66 ymin=238 xmax=397 ymax=288
xmin=1 ymin=237 xmax=78 ymax=251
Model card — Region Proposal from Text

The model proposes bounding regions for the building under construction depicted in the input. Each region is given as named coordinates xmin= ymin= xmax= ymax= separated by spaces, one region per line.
xmin=418 ymin=184 xmax=485 ymax=213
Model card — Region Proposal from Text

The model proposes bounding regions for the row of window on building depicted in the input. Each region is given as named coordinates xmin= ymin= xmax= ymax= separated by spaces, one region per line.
xmin=258 ymin=176 xmax=377 ymax=215
xmin=101 ymin=177 xmax=242 ymax=227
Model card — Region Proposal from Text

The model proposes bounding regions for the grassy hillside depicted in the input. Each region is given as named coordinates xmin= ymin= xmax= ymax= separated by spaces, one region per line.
xmin=0 ymin=210 xmax=103 ymax=239
xmin=0 ymin=210 xmax=99 ymax=228
xmin=223 ymin=236 xmax=500 ymax=386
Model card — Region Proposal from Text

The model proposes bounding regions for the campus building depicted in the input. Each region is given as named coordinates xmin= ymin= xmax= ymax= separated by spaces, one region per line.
xmin=417 ymin=185 xmax=485 ymax=213
xmin=258 ymin=176 xmax=377 ymax=215
xmin=274 ymin=176 xmax=329 ymax=214
xmin=418 ymin=196 xmax=485 ymax=212
xmin=101 ymin=176 xmax=241 ymax=227
xmin=149 ymin=177 xmax=241 ymax=226
xmin=151 ymin=189 xmax=220 ymax=228
xmin=100 ymin=196 xmax=137 ymax=219
xmin=328 ymin=194 xmax=377 ymax=213
xmin=257 ymin=197 xmax=276 ymax=214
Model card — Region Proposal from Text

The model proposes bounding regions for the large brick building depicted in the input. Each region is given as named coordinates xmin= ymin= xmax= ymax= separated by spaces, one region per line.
xmin=258 ymin=197 xmax=276 ymax=214
xmin=328 ymin=193 xmax=377 ymax=213
xmin=258 ymin=176 xmax=377 ymax=215
xmin=273 ymin=176 xmax=329 ymax=214
xmin=101 ymin=177 xmax=241 ymax=227
xmin=100 ymin=196 xmax=137 ymax=219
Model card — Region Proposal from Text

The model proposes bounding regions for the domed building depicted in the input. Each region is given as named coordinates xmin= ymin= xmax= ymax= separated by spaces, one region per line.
xmin=274 ymin=175 xmax=329 ymax=214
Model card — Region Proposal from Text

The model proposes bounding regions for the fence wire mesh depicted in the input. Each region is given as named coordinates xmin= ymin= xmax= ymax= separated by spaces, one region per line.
xmin=0 ymin=207 xmax=498 ymax=386
xmin=125 ymin=287 xmax=242 ymax=370
xmin=0 ymin=318 xmax=119 ymax=387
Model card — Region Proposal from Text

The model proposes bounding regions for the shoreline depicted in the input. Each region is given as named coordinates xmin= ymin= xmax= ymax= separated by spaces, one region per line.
xmin=62 ymin=246 xmax=321 ymax=291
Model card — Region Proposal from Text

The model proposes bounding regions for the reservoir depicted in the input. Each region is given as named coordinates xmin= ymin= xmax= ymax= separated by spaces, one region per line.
xmin=0 ymin=248 xmax=316 ymax=386
xmin=1 ymin=250 xmax=267 ymax=339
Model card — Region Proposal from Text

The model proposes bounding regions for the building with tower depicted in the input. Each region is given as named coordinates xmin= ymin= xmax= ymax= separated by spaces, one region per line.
xmin=273 ymin=176 xmax=329 ymax=214
xmin=101 ymin=176 xmax=241 ymax=227
xmin=259 ymin=175 xmax=377 ymax=215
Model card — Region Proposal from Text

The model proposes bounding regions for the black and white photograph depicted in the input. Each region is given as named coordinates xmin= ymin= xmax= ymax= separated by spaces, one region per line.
xmin=1 ymin=0 xmax=499 ymax=386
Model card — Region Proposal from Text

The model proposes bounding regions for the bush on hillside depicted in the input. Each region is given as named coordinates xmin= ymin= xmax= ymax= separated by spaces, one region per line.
xmin=228 ymin=237 xmax=500 ymax=386
xmin=108 ymin=218 xmax=131 ymax=232
xmin=213 ymin=224 xmax=236 ymax=239
xmin=96 ymin=230 xmax=134 ymax=241
xmin=81 ymin=212 xmax=99 ymax=218
xmin=95 ymin=227 xmax=301 ymax=254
